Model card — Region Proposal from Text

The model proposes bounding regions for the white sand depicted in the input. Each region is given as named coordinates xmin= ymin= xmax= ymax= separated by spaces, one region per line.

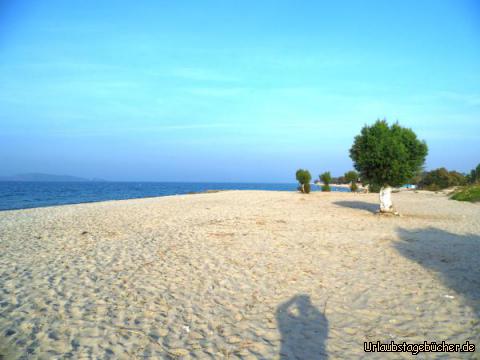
xmin=0 ymin=190 xmax=479 ymax=359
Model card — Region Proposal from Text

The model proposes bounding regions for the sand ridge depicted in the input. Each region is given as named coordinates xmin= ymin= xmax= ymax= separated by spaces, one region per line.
xmin=0 ymin=190 xmax=479 ymax=359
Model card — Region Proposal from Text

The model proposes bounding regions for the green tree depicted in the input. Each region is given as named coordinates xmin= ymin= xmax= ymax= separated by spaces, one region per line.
xmin=419 ymin=168 xmax=466 ymax=190
xmin=419 ymin=168 xmax=449 ymax=190
xmin=367 ymin=183 xmax=382 ymax=193
xmin=296 ymin=169 xmax=312 ymax=193
xmin=467 ymin=163 xmax=480 ymax=184
xmin=320 ymin=171 xmax=332 ymax=192
xmin=350 ymin=120 xmax=428 ymax=213
xmin=409 ymin=168 xmax=424 ymax=185
xmin=344 ymin=170 xmax=359 ymax=192
xmin=303 ymin=183 xmax=311 ymax=194
xmin=448 ymin=171 xmax=467 ymax=186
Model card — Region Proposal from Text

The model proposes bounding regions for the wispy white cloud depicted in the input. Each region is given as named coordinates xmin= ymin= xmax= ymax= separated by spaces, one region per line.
xmin=31 ymin=63 xmax=241 ymax=84
xmin=436 ymin=91 xmax=480 ymax=106
xmin=0 ymin=122 xmax=237 ymax=137
xmin=59 ymin=123 xmax=239 ymax=137
xmin=184 ymin=87 xmax=249 ymax=97
xmin=0 ymin=60 xmax=126 ymax=72
xmin=168 ymin=67 xmax=240 ymax=83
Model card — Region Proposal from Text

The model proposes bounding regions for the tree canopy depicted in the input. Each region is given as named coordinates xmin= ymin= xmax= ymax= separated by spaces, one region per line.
xmin=344 ymin=170 xmax=358 ymax=183
xmin=296 ymin=169 xmax=311 ymax=185
xmin=320 ymin=171 xmax=331 ymax=185
xmin=319 ymin=171 xmax=331 ymax=192
xmin=467 ymin=163 xmax=480 ymax=184
xmin=349 ymin=120 xmax=428 ymax=188
xmin=344 ymin=170 xmax=359 ymax=192
xmin=296 ymin=169 xmax=312 ymax=193
xmin=419 ymin=168 xmax=467 ymax=190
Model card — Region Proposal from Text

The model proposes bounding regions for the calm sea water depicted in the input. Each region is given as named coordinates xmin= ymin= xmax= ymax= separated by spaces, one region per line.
xmin=0 ymin=182 xmax=349 ymax=211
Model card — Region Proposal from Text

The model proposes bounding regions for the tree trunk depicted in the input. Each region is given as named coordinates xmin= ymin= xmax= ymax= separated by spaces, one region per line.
xmin=301 ymin=183 xmax=305 ymax=193
xmin=379 ymin=186 xmax=395 ymax=213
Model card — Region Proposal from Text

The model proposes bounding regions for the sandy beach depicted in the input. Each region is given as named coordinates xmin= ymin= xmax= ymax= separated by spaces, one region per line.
xmin=0 ymin=190 xmax=479 ymax=359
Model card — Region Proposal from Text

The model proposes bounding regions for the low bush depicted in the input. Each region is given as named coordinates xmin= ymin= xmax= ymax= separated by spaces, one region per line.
xmin=320 ymin=171 xmax=332 ymax=192
xmin=296 ymin=169 xmax=312 ymax=194
xmin=350 ymin=182 xmax=358 ymax=192
xmin=466 ymin=163 xmax=480 ymax=184
xmin=419 ymin=168 xmax=466 ymax=190
xmin=304 ymin=183 xmax=311 ymax=194
xmin=451 ymin=184 xmax=480 ymax=203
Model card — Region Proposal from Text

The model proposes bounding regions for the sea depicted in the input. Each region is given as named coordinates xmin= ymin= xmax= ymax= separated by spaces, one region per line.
xmin=0 ymin=182 xmax=349 ymax=211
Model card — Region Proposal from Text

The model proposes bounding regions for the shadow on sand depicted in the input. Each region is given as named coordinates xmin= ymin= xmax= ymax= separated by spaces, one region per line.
xmin=276 ymin=295 xmax=328 ymax=359
xmin=333 ymin=200 xmax=378 ymax=214
xmin=395 ymin=227 xmax=480 ymax=317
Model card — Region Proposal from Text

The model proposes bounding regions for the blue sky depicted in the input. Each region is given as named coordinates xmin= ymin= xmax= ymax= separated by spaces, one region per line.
xmin=1 ymin=0 xmax=479 ymax=182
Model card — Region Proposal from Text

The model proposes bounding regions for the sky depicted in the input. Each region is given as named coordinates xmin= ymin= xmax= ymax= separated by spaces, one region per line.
xmin=0 ymin=0 xmax=479 ymax=182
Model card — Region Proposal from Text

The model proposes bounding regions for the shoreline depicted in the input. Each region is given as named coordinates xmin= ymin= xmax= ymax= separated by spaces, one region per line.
xmin=0 ymin=189 xmax=296 ymax=213
xmin=0 ymin=186 xmax=349 ymax=213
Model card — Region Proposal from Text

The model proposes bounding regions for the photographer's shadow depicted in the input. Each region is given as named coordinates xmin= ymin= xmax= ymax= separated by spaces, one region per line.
xmin=276 ymin=294 xmax=329 ymax=359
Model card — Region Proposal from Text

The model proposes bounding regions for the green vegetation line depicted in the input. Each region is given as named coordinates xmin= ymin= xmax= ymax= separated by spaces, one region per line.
xmin=451 ymin=185 xmax=480 ymax=203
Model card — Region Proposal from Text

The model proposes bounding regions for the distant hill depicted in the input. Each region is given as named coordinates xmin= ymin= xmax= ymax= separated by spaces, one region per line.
xmin=0 ymin=173 xmax=106 ymax=182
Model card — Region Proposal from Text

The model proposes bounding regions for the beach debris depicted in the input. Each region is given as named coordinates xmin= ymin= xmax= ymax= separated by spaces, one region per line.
xmin=444 ymin=295 xmax=455 ymax=299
